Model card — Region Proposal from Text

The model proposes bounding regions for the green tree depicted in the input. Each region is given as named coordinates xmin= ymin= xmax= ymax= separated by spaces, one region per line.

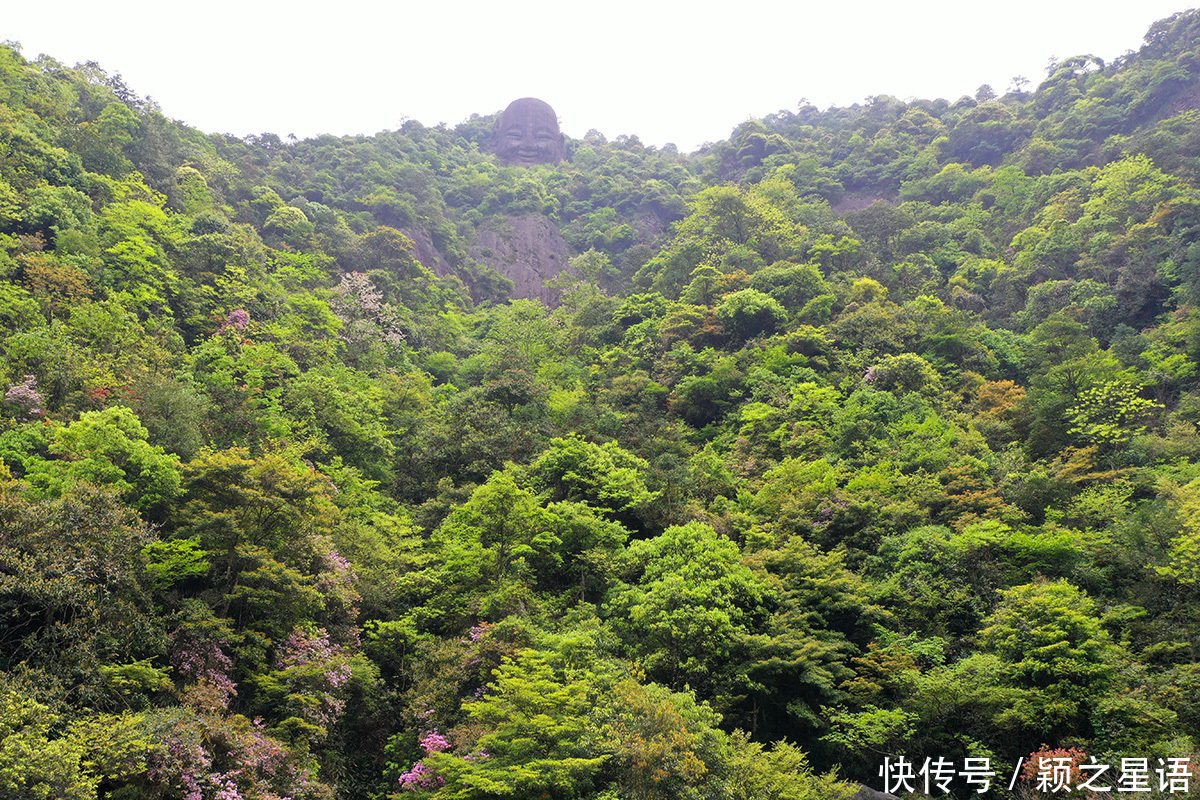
xmin=0 ymin=692 xmax=152 ymax=800
xmin=980 ymin=579 xmax=1116 ymax=743
xmin=715 ymin=288 xmax=786 ymax=342
xmin=1067 ymin=380 xmax=1163 ymax=446
xmin=416 ymin=470 xmax=591 ymax=628
xmin=527 ymin=435 xmax=658 ymax=524
xmin=605 ymin=522 xmax=769 ymax=705
xmin=422 ymin=649 xmax=608 ymax=798
xmin=21 ymin=405 xmax=182 ymax=515
xmin=0 ymin=480 xmax=165 ymax=705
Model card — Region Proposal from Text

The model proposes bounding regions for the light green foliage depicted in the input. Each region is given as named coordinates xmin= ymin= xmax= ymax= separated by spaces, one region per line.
xmin=142 ymin=536 xmax=210 ymax=588
xmin=174 ymin=165 xmax=214 ymax=214
xmin=747 ymin=261 xmax=830 ymax=311
xmin=424 ymin=649 xmax=609 ymax=798
xmin=0 ymin=692 xmax=104 ymax=800
xmin=355 ymin=226 xmax=439 ymax=310
xmin=0 ymin=283 xmax=43 ymax=334
xmin=980 ymin=579 xmax=1116 ymax=737
xmin=22 ymin=405 xmax=181 ymax=513
xmin=483 ymin=298 xmax=566 ymax=369
xmin=172 ymin=448 xmax=342 ymax=652
xmin=528 ymin=435 xmax=658 ymax=518
xmin=606 ymin=522 xmax=768 ymax=702
xmin=593 ymin=676 xmax=729 ymax=799
xmin=96 ymin=199 xmax=182 ymax=315
xmin=21 ymin=184 xmax=95 ymax=240
xmin=324 ymin=461 xmax=430 ymax=618
xmin=176 ymin=447 xmax=337 ymax=559
xmin=900 ymin=162 xmax=990 ymax=204
xmin=1068 ymin=380 xmax=1163 ymax=445
xmin=264 ymin=204 xmax=315 ymax=248
xmin=424 ymin=471 xmax=563 ymax=623
xmin=1160 ymin=476 xmax=1200 ymax=584
xmin=188 ymin=331 xmax=301 ymax=445
xmin=283 ymin=366 xmax=398 ymax=481
xmin=727 ymin=732 xmax=855 ymax=800
xmin=1081 ymin=154 xmax=1180 ymax=227
xmin=715 ymin=288 xmax=786 ymax=341
xmin=670 ymin=182 xmax=804 ymax=272
xmin=866 ymin=352 xmax=942 ymax=397
xmin=753 ymin=457 xmax=842 ymax=531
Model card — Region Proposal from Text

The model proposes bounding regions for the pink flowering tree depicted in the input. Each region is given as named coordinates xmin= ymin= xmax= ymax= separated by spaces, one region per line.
xmin=225 ymin=309 xmax=250 ymax=331
xmin=332 ymin=271 xmax=409 ymax=367
xmin=143 ymin=706 xmax=329 ymax=800
xmin=316 ymin=548 xmax=361 ymax=636
xmin=268 ymin=625 xmax=355 ymax=735
xmin=397 ymin=730 xmax=451 ymax=792
xmin=3 ymin=374 xmax=45 ymax=420
xmin=169 ymin=618 xmax=238 ymax=712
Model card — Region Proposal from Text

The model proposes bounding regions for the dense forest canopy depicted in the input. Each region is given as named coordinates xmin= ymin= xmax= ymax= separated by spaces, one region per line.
xmin=3 ymin=9 xmax=1200 ymax=799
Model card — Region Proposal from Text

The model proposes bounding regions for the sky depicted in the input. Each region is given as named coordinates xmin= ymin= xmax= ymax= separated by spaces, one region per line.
xmin=2 ymin=1 xmax=1195 ymax=153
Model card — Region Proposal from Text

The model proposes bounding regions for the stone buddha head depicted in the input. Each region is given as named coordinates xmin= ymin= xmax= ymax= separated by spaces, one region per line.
xmin=492 ymin=97 xmax=566 ymax=166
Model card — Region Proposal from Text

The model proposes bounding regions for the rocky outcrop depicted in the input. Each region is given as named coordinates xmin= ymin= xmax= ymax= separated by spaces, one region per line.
xmin=401 ymin=227 xmax=453 ymax=278
xmin=850 ymin=784 xmax=901 ymax=800
xmin=1163 ymin=80 xmax=1200 ymax=116
xmin=470 ymin=214 xmax=570 ymax=305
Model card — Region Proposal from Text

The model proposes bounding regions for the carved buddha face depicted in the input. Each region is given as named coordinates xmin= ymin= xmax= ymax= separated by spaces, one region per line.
xmin=493 ymin=98 xmax=566 ymax=166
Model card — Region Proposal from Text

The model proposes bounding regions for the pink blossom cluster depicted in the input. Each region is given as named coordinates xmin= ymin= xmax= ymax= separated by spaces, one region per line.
xmin=275 ymin=626 xmax=353 ymax=729
xmin=143 ymin=709 xmax=324 ymax=800
xmin=147 ymin=722 xmax=213 ymax=800
xmin=316 ymin=548 xmax=362 ymax=629
xmin=225 ymin=309 xmax=250 ymax=331
xmin=398 ymin=760 xmax=445 ymax=791
xmin=419 ymin=731 xmax=450 ymax=753
xmin=333 ymin=271 xmax=407 ymax=347
xmin=398 ymin=730 xmax=451 ymax=792
xmin=324 ymin=549 xmax=352 ymax=575
xmin=170 ymin=627 xmax=237 ymax=710
xmin=223 ymin=719 xmax=290 ymax=790
xmin=336 ymin=272 xmax=383 ymax=315
xmin=212 ymin=775 xmax=243 ymax=800
xmin=4 ymin=375 xmax=44 ymax=419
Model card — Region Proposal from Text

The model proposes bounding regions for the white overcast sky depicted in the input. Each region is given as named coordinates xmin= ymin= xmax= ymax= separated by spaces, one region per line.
xmin=2 ymin=1 xmax=1194 ymax=152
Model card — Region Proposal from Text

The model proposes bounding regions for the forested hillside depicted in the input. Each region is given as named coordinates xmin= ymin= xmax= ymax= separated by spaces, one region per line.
xmin=3 ymin=10 xmax=1200 ymax=799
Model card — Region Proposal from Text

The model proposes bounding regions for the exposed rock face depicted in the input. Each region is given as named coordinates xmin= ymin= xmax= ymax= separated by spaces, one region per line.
xmin=850 ymin=784 xmax=901 ymax=800
xmin=401 ymin=227 xmax=452 ymax=278
xmin=470 ymin=215 xmax=570 ymax=305
xmin=1163 ymin=80 xmax=1200 ymax=116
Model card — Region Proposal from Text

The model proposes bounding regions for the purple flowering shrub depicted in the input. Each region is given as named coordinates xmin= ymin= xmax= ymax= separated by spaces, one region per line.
xmin=144 ymin=707 xmax=333 ymax=800
xmin=225 ymin=309 xmax=250 ymax=331
xmin=273 ymin=625 xmax=354 ymax=733
xmin=4 ymin=374 xmax=44 ymax=420
xmin=316 ymin=548 xmax=361 ymax=635
xmin=170 ymin=622 xmax=237 ymax=711
xmin=396 ymin=729 xmax=451 ymax=791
